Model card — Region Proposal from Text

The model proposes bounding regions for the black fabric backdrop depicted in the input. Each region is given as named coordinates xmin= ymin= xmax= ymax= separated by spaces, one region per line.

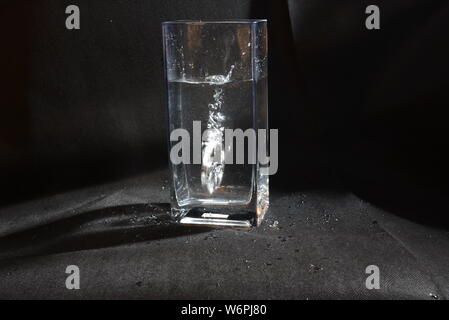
xmin=0 ymin=0 xmax=448 ymax=299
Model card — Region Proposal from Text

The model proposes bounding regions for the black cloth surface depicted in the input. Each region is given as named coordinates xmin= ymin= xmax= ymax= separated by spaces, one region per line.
xmin=0 ymin=169 xmax=448 ymax=299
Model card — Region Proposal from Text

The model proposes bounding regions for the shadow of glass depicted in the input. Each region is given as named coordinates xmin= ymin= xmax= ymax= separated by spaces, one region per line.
xmin=0 ymin=203 xmax=213 ymax=262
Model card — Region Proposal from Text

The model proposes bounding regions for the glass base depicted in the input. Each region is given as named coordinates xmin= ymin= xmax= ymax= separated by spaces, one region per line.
xmin=171 ymin=175 xmax=269 ymax=229
xmin=172 ymin=205 xmax=267 ymax=229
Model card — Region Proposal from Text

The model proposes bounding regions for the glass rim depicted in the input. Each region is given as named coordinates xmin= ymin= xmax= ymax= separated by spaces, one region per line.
xmin=162 ymin=19 xmax=267 ymax=25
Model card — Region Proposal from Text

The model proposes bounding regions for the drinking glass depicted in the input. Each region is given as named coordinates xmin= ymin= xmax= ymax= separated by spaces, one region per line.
xmin=162 ymin=20 xmax=269 ymax=228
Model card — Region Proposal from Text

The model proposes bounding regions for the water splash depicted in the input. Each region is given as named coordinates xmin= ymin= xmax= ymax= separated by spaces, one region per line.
xmin=200 ymin=66 xmax=234 ymax=194
xmin=205 ymin=65 xmax=235 ymax=85
xmin=201 ymin=89 xmax=225 ymax=194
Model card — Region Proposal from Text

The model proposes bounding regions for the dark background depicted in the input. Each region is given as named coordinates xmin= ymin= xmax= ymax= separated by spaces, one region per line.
xmin=1 ymin=0 xmax=448 ymax=223
xmin=0 ymin=0 xmax=448 ymax=299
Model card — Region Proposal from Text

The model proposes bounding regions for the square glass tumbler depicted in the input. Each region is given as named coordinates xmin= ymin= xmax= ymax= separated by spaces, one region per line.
xmin=162 ymin=20 xmax=269 ymax=228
